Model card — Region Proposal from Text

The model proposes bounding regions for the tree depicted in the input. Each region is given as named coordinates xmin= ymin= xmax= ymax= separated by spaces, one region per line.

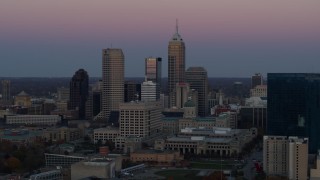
xmin=5 ymin=156 xmax=22 ymax=172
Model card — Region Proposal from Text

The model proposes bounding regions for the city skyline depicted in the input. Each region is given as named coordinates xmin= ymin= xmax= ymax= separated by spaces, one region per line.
xmin=1 ymin=0 xmax=320 ymax=78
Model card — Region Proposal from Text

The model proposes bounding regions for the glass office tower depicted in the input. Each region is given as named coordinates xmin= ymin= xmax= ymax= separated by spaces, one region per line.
xmin=267 ymin=73 xmax=320 ymax=153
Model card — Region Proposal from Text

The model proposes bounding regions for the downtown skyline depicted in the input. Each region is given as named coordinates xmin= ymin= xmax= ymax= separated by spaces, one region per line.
xmin=1 ymin=0 xmax=320 ymax=78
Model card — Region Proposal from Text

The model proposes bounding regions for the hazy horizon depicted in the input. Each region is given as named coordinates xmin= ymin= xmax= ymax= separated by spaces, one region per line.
xmin=1 ymin=0 xmax=320 ymax=78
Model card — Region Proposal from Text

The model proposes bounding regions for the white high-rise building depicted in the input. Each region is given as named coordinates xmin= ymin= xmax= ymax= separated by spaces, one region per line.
xmin=141 ymin=81 xmax=157 ymax=102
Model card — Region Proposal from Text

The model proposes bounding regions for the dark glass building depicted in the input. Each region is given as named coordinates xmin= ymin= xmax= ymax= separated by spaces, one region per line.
xmin=124 ymin=81 xmax=141 ymax=102
xmin=69 ymin=69 xmax=89 ymax=119
xmin=267 ymin=73 xmax=320 ymax=153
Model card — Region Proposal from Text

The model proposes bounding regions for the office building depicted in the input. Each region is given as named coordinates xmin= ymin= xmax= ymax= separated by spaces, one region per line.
xmin=250 ymin=85 xmax=267 ymax=97
xmin=263 ymin=136 xmax=308 ymax=179
xmin=252 ymin=73 xmax=263 ymax=89
xmin=124 ymin=81 xmax=141 ymax=102
xmin=141 ymin=81 xmax=157 ymax=102
xmin=145 ymin=57 xmax=162 ymax=100
xmin=68 ymin=69 xmax=89 ymax=119
xmin=168 ymin=21 xmax=186 ymax=108
xmin=119 ymin=101 xmax=162 ymax=138
xmin=186 ymin=67 xmax=208 ymax=117
xmin=1 ymin=80 xmax=12 ymax=105
xmin=267 ymin=73 xmax=320 ymax=153
xmin=97 ymin=48 xmax=124 ymax=122
xmin=175 ymin=82 xmax=190 ymax=109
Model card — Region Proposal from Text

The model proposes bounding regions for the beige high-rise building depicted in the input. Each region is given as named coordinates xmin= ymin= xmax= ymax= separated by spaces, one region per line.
xmin=96 ymin=48 xmax=124 ymax=122
xmin=175 ymin=82 xmax=190 ymax=109
xmin=263 ymin=136 xmax=308 ymax=180
xmin=168 ymin=21 xmax=185 ymax=108
xmin=119 ymin=101 xmax=162 ymax=138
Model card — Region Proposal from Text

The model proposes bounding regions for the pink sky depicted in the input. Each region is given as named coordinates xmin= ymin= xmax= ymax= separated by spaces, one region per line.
xmin=0 ymin=0 xmax=320 ymax=77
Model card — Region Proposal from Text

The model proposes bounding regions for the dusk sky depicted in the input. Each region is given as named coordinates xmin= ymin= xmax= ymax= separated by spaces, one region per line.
xmin=1 ymin=0 xmax=320 ymax=78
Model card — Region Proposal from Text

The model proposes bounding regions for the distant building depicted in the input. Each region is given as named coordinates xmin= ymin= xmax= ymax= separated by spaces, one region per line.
xmin=57 ymin=87 xmax=70 ymax=101
xmin=186 ymin=67 xmax=209 ymax=117
xmin=14 ymin=91 xmax=31 ymax=107
xmin=310 ymin=151 xmax=320 ymax=179
xmin=130 ymin=150 xmax=183 ymax=165
xmin=68 ymin=69 xmax=89 ymax=119
xmin=1 ymin=80 xmax=12 ymax=105
xmin=251 ymin=73 xmax=263 ymax=89
xmin=250 ymin=85 xmax=267 ymax=97
xmin=175 ymin=82 xmax=190 ymax=109
xmin=141 ymin=81 xmax=157 ymax=102
xmin=145 ymin=57 xmax=162 ymax=100
xmin=168 ymin=21 xmax=186 ymax=108
xmin=94 ymin=127 xmax=120 ymax=144
xmin=124 ymin=81 xmax=141 ymax=102
xmin=263 ymin=136 xmax=308 ymax=179
xmin=97 ymin=48 xmax=124 ymax=122
xmin=267 ymin=73 xmax=320 ymax=153
xmin=6 ymin=115 xmax=61 ymax=125
xmin=119 ymin=101 xmax=162 ymax=138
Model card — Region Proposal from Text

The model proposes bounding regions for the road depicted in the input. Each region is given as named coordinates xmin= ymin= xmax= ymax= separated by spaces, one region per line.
xmin=242 ymin=149 xmax=263 ymax=180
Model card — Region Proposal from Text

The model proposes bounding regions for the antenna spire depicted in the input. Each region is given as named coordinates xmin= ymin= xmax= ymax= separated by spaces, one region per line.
xmin=176 ymin=19 xmax=179 ymax=33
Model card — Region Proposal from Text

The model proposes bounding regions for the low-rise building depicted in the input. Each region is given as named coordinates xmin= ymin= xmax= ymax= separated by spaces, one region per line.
xmin=42 ymin=127 xmax=83 ymax=143
xmin=130 ymin=150 xmax=183 ymax=164
xmin=71 ymin=158 xmax=116 ymax=179
xmin=30 ymin=169 xmax=63 ymax=180
xmin=155 ymin=127 xmax=257 ymax=157
xmin=6 ymin=115 xmax=61 ymax=125
xmin=93 ymin=127 xmax=120 ymax=144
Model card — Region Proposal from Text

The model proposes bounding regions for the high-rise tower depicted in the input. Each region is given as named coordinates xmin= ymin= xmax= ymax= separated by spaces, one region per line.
xmin=68 ymin=69 xmax=89 ymax=119
xmin=186 ymin=67 xmax=208 ymax=117
xmin=1 ymin=80 xmax=11 ymax=105
xmin=145 ymin=57 xmax=162 ymax=100
xmin=168 ymin=20 xmax=185 ymax=108
xmin=98 ymin=48 xmax=124 ymax=122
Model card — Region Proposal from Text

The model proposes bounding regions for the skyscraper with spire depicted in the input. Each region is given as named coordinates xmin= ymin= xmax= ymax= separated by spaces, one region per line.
xmin=168 ymin=20 xmax=186 ymax=108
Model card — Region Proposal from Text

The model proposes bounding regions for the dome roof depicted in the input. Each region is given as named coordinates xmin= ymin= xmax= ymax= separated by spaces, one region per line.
xmin=17 ymin=91 xmax=29 ymax=96
xmin=184 ymin=99 xmax=195 ymax=107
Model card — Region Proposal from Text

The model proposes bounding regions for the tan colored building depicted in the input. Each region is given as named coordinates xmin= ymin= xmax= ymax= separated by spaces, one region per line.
xmin=250 ymin=85 xmax=267 ymax=97
xmin=119 ymin=101 xmax=162 ymax=138
xmin=93 ymin=127 xmax=120 ymax=144
xmin=155 ymin=127 xmax=257 ymax=157
xmin=310 ymin=152 xmax=320 ymax=180
xmin=263 ymin=136 xmax=308 ymax=180
xmin=96 ymin=48 xmax=124 ymax=121
xmin=130 ymin=150 xmax=183 ymax=164
xmin=43 ymin=127 xmax=83 ymax=142
xmin=168 ymin=21 xmax=186 ymax=108
xmin=14 ymin=91 xmax=31 ymax=107
xmin=175 ymin=82 xmax=190 ymax=109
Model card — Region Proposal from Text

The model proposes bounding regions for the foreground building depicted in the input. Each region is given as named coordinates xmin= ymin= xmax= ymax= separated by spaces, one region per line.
xmin=267 ymin=73 xmax=320 ymax=153
xmin=263 ymin=136 xmax=308 ymax=180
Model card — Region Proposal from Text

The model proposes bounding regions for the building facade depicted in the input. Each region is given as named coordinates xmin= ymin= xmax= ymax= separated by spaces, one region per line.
xmin=1 ymin=80 xmax=11 ymax=105
xmin=186 ymin=67 xmax=209 ymax=117
xmin=141 ymin=81 xmax=157 ymax=102
xmin=145 ymin=57 xmax=162 ymax=100
xmin=168 ymin=21 xmax=186 ymax=108
xmin=263 ymin=136 xmax=308 ymax=179
xmin=98 ymin=48 xmax=124 ymax=122
xmin=252 ymin=73 xmax=263 ymax=89
xmin=119 ymin=101 xmax=162 ymax=138
xmin=267 ymin=73 xmax=320 ymax=153
xmin=68 ymin=69 xmax=89 ymax=119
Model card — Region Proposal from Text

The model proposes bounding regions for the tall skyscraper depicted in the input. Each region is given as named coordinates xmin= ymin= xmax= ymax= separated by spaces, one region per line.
xmin=1 ymin=80 xmax=11 ymax=105
xmin=68 ymin=69 xmax=89 ymax=119
xmin=186 ymin=67 xmax=208 ymax=117
xmin=98 ymin=48 xmax=124 ymax=122
xmin=267 ymin=73 xmax=320 ymax=153
xmin=251 ymin=73 xmax=263 ymax=89
xmin=145 ymin=57 xmax=162 ymax=100
xmin=168 ymin=20 xmax=186 ymax=108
